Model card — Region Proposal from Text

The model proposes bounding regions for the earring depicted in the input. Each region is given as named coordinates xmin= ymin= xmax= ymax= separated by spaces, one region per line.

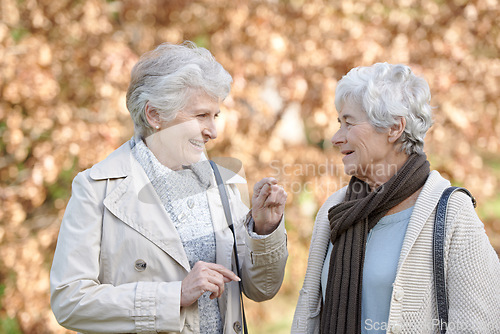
xmin=155 ymin=125 xmax=160 ymax=130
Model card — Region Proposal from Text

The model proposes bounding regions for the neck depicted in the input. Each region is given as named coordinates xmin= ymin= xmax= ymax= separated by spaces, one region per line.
xmin=385 ymin=186 xmax=422 ymax=215
xmin=363 ymin=152 xmax=410 ymax=191
xmin=144 ymin=135 xmax=182 ymax=171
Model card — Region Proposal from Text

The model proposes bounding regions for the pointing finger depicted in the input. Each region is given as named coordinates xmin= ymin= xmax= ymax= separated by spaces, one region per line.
xmin=205 ymin=263 xmax=241 ymax=282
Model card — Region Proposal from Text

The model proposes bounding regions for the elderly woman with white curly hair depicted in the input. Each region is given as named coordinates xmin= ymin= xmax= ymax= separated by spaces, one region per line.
xmin=292 ymin=63 xmax=500 ymax=334
xmin=50 ymin=41 xmax=288 ymax=334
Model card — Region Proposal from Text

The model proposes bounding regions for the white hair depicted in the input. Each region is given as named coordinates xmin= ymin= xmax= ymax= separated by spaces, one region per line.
xmin=126 ymin=41 xmax=233 ymax=138
xmin=335 ymin=63 xmax=433 ymax=155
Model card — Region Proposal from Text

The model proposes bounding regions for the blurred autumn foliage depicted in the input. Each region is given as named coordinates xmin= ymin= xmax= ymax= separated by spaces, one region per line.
xmin=1 ymin=0 xmax=499 ymax=333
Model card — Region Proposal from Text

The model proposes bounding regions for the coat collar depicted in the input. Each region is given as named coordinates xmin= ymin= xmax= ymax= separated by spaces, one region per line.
xmin=89 ymin=141 xmax=133 ymax=180
xmin=89 ymin=139 xmax=247 ymax=185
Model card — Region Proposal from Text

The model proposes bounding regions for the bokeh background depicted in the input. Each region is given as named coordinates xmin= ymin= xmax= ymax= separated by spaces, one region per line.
xmin=1 ymin=0 xmax=499 ymax=333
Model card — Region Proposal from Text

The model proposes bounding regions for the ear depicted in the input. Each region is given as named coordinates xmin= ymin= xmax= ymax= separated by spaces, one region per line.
xmin=388 ymin=117 xmax=406 ymax=143
xmin=145 ymin=102 xmax=161 ymax=129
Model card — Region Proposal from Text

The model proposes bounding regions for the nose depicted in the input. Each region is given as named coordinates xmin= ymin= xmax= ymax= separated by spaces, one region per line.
xmin=202 ymin=118 xmax=218 ymax=140
xmin=331 ymin=127 xmax=346 ymax=147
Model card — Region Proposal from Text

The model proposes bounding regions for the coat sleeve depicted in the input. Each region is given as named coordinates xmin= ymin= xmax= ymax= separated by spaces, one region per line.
xmin=445 ymin=191 xmax=500 ymax=333
xmin=227 ymin=184 xmax=288 ymax=302
xmin=50 ymin=171 xmax=187 ymax=333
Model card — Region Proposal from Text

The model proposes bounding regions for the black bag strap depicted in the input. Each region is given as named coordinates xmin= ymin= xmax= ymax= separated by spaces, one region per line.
xmin=433 ymin=186 xmax=475 ymax=334
xmin=209 ymin=160 xmax=248 ymax=334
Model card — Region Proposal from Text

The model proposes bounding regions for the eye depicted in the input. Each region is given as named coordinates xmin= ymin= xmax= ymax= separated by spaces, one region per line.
xmin=196 ymin=113 xmax=208 ymax=118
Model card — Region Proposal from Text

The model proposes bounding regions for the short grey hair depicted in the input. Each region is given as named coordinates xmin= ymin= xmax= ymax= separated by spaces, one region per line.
xmin=335 ymin=63 xmax=433 ymax=155
xmin=126 ymin=41 xmax=233 ymax=138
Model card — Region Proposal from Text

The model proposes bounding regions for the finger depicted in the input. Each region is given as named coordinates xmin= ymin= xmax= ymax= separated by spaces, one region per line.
xmin=278 ymin=190 xmax=288 ymax=205
xmin=204 ymin=263 xmax=241 ymax=282
xmin=206 ymin=272 xmax=232 ymax=299
xmin=266 ymin=184 xmax=286 ymax=204
xmin=253 ymin=179 xmax=266 ymax=194
xmin=190 ymin=263 xmax=224 ymax=293
xmin=212 ymin=268 xmax=241 ymax=283
xmin=254 ymin=177 xmax=278 ymax=194
xmin=209 ymin=281 xmax=224 ymax=300
xmin=202 ymin=281 xmax=223 ymax=299
xmin=222 ymin=275 xmax=234 ymax=284
xmin=195 ymin=270 xmax=223 ymax=296
xmin=253 ymin=183 xmax=271 ymax=208
xmin=264 ymin=177 xmax=278 ymax=185
xmin=275 ymin=184 xmax=288 ymax=203
xmin=265 ymin=186 xmax=279 ymax=205
xmin=273 ymin=186 xmax=287 ymax=205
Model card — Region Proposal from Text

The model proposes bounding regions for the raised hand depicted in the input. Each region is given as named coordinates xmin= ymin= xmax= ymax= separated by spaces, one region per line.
xmin=251 ymin=177 xmax=287 ymax=235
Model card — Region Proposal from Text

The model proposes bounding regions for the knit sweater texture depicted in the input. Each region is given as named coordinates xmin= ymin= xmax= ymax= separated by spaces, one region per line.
xmin=292 ymin=171 xmax=500 ymax=334
xmin=131 ymin=138 xmax=223 ymax=334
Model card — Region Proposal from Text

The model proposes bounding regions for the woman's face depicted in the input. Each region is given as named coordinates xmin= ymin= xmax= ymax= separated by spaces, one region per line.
xmin=331 ymin=99 xmax=396 ymax=185
xmin=150 ymin=92 xmax=219 ymax=170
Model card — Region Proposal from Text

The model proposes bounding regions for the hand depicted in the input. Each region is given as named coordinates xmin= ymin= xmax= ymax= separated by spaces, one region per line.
xmin=251 ymin=177 xmax=287 ymax=235
xmin=180 ymin=261 xmax=240 ymax=307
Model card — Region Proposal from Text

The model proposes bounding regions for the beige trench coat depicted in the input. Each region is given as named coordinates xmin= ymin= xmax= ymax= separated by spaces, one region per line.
xmin=50 ymin=140 xmax=288 ymax=334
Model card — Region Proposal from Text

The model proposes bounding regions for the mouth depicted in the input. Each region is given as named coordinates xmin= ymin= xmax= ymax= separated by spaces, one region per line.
xmin=341 ymin=150 xmax=354 ymax=156
xmin=189 ymin=139 xmax=205 ymax=151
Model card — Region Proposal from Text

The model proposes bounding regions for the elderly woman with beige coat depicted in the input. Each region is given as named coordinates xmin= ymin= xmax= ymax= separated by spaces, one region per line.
xmin=50 ymin=42 xmax=288 ymax=334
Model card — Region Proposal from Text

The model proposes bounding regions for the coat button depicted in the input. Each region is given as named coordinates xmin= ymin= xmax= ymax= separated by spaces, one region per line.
xmin=233 ymin=321 xmax=242 ymax=333
xmin=134 ymin=259 xmax=147 ymax=272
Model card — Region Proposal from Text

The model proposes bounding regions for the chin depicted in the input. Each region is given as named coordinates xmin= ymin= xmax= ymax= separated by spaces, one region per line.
xmin=184 ymin=153 xmax=203 ymax=166
xmin=344 ymin=164 xmax=357 ymax=176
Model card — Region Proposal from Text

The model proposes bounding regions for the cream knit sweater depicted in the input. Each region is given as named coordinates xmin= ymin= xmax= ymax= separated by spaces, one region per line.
xmin=292 ymin=171 xmax=500 ymax=334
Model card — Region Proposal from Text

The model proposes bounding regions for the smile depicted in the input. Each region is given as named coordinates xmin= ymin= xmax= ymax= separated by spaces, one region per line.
xmin=189 ymin=139 xmax=205 ymax=150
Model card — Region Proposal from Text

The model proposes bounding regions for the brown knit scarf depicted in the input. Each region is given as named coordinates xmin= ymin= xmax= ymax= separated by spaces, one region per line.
xmin=320 ymin=153 xmax=430 ymax=334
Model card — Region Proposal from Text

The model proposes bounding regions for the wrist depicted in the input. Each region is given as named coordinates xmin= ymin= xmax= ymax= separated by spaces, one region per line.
xmin=252 ymin=216 xmax=281 ymax=235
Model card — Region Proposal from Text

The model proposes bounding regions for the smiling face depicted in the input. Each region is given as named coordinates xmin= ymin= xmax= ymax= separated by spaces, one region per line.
xmin=145 ymin=91 xmax=220 ymax=170
xmin=331 ymin=99 xmax=405 ymax=187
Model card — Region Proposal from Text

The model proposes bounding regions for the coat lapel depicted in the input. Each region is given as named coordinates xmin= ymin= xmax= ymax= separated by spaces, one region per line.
xmin=94 ymin=141 xmax=191 ymax=272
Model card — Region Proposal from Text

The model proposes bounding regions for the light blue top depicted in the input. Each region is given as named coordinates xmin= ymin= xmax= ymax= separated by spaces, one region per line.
xmin=321 ymin=206 xmax=414 ymax=333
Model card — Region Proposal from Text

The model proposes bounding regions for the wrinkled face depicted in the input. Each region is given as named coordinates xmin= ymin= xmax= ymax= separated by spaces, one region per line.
xmin=331 ymin=99 xmax=394 ymax=183
xmin=153 ymin=92 xmax=220 ymax=170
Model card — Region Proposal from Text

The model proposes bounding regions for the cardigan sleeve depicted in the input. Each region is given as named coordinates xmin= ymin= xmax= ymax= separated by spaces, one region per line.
xmin=445 ymin=191 xmax=500 ymax=333
xmin=291 ymin=187 xmax=347 ymax=334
